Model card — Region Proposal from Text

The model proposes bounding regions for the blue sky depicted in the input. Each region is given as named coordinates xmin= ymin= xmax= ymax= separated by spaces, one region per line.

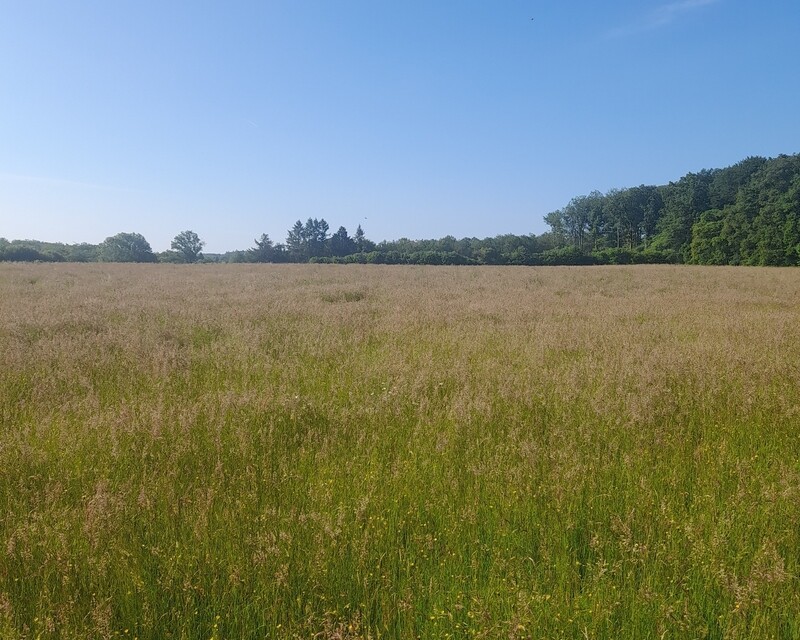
xmin=1 ymin=1 xmax=799 ymax=252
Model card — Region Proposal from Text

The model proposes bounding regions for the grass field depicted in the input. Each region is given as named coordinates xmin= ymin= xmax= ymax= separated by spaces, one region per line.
xmin=2 ymin=263 xmax=800 ymax=639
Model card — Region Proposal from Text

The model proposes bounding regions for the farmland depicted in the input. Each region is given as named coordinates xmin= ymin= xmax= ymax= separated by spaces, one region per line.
xmin=1 ymin=263 xmax=800 ymax=639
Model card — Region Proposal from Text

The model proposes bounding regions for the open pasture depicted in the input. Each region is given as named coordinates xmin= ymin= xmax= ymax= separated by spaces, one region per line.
xmin=1 ymin=263 xmax=800 ymax=639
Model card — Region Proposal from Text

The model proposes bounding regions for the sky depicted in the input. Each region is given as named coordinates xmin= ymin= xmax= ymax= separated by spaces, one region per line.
xmin=1 ymin=1 xmax=799 ymax=253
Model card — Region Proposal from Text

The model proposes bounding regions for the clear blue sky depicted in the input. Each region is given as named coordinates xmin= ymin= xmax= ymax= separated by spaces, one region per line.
xmin=2 ymin=1 xmax=799 ymax=252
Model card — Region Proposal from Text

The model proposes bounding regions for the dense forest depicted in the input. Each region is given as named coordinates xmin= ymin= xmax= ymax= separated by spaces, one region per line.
xmin=3 ymin=153 xmax=799 ymax=266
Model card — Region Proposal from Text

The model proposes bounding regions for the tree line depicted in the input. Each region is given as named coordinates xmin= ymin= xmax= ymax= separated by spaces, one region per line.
xmin=2 ymin=153 xmax=799 ymax=266
xmin=542 ymin=153 xmax=800 ymax=266
xmin=0 ymin=230 xmax=206 ymax=264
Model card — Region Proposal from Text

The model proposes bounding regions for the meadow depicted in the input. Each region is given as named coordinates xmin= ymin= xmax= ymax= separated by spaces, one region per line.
xmin=1 ymin=263 xmax=799 ymax=639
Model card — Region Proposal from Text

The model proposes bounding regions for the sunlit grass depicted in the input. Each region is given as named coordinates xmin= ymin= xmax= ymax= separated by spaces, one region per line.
xmin=1 ymin=263 xmax=800 ymax=638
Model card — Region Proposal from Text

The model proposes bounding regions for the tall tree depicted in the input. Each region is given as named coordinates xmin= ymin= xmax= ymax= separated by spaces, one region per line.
xmin=329 ymin=226 xmax=356 ymax=257
xmin=286 ymin=220 xmax=306 ymax=261
xmin=354 ymin=224 xmax=366 ymax=252
xmin=249 ymin=234 xmax=275 ymax=263
xmin=302 ymin=218 xmax=330 ymax=258
xmin=171 ymin=230 xmax=205 ymax=263
xmin=545 ymin=192 xmax=605 ymax=251
xmin=602 ymin=186 xmax=661 ymax=249
xmin=543 ymin=209 xmax=568 ymax=246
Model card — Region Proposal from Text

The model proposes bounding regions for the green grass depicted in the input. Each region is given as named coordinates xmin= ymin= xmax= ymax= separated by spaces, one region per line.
xmin=1 ymin=263 xmax=800 ymax=638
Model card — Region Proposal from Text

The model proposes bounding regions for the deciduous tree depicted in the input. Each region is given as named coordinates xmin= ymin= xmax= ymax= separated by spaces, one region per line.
xmin=99 ymin=232 xmax=157 ymax=263
xmin=170 ymin=230 xmax=205 ymax=263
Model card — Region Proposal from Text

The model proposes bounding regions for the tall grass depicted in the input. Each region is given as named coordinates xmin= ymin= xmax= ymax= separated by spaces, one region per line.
xmin=1 ymin=263 xmax=799 ymax=639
